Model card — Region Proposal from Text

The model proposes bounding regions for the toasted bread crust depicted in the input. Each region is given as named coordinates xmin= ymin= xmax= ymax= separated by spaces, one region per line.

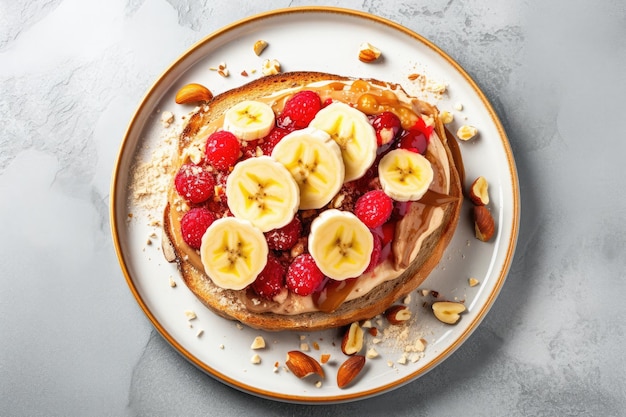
xmin=163 ymin=72 xmax=463 ymax=331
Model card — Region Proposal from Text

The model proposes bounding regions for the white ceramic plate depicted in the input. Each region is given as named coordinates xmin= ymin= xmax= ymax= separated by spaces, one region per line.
xmin=111 ymin=7 xmax=519 ymax=403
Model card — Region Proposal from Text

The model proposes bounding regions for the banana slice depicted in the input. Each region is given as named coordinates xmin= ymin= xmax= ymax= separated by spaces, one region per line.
xmin=308 ymin=209 xmax=374 ymax=281
xmin=271 ymin=127 xmax=345 ymax=210
xmin=309 ymin=101 xmax=377 ymax=182
xmin=223 ymin=100 xmax=275 ymax=140
xmin=226 ymin=156 xmax=299 ymax=232
xmin=378 ymin=148 xmax=434 ymax=202
xmin=200 ymin=217 xmax=268 ymax=290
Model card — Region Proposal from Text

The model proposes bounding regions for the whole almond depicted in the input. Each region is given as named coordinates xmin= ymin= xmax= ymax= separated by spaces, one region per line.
xmin=285 ymin=351 xmax=325 ymax=379
xmin=473 ymin=206 xmax=495 ymax=241
xmin=337 ymin=355 xmax=366 ymax=388
xmin=175 ymin=83 xmax=213 ymax=104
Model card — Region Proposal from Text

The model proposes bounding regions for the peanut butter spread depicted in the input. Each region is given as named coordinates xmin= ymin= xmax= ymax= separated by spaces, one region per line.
xmin=166 ymin=78 xmax=455 ymax=316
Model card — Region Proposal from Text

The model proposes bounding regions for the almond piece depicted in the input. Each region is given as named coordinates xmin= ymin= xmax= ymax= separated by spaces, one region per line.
xmin=175 ymin=83 xmax=213 ymax=104
xmin=432 ymin=301 xmax=466 ymax=324
xmin=358 ymin=42 xmax=382 ymax=63
xmin=473 ymin=206 xmax=495 ymax=242
xmin=456 ymin=125 xmax=478 ymax=141
xmin=385 ymin=305 xmax=411 ymax=325
xmin=253 ymin=39 xmax=268 ymax=56
xmin=337 ymin=355 xmax=366 ymax=388
xmin=262 ymin=59 xmax=281 ymax=75
xmin=341 ymin=322 xmax=364 ymax=355
xmin=285 ymin=351 xmax=325 ymax=379
xmin=250 ymin=336 xmax=265 ymax=350
xmin=469 ymin=176 xmax=489 ymax=206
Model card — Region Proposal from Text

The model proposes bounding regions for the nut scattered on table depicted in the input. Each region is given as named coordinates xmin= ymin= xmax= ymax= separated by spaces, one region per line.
xmin=253 ymin=39 xmax=268 ymax=56
xmin=262 ymin=59 xmax=281 ymax=75
xmin=341 ymin=322 xmax=364 ymax=355
xmin=432 ymin=301 xmax=466 ymax=324
xmin=385 ymin=305 xmax=412 ymax=325
xmin=250 ymin=336 xmax=266 ymax=350
xmin=473 ymin=206 xmax=495 ymax=242
xmin=358 ymin=42 xmax=382 ymax=63
xmin=175 ymin=83 xmax=213 ymax=104
xmin=337 ymin=355 xmax=366 ymax=388
xmin=285 ymin=351 xmax=325 ymax=379
xmin=456 ymin=124 xmax=478 ymax=141
xmin=469 ymin=176 xmax=490 ymax=206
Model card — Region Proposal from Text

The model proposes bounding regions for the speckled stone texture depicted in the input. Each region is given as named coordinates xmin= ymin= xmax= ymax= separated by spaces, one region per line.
xmin=1 ymin=1 xmax=625 ymax=416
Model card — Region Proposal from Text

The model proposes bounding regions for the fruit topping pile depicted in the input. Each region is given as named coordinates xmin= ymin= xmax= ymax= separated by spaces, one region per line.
xmin=173 ymin=87 xmax=436 ymax=310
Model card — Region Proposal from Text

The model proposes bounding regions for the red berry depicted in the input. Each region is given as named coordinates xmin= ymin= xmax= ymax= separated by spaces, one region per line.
xmin=365 ymin=232 xmax=382 ymax=273
xmin=174 ymin=163 xmax=216 ymax=204
xmin=398 ymin=129 xmax=428 ymax=154
xmin=205 ymin=130 xmax=240 ymax=170
xmin=260 ymin=127 xmax=291 ymax=156
xmin=240 ymin=139 xmax=259 ymax=159
xmin=264 ymin=216 xmax=302 ymax=250
xmin=276 ymin=90 xmax=322 ymax=129
xmin=354 ymin=190 xmax=393 ymax=229
xmin=251 ymin=254 xmax=287 ymax=299
xmin=286 ymin=254 xmax=325 ymax=296
xmin=180 ymin=207 xmax=216 ymax=249
xmin=371 ymin=111 xmax=402 ymax=146
xmin=398 ymin=118 xmax=433 ymax=154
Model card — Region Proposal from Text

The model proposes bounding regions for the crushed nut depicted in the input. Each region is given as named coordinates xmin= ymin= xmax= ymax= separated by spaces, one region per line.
xmin=366 ymin=348 xmax=379 ymax=359
xmin=440 ymin=110 xmax=454 ymax=124
xmin=469 ymin=277 xmax=480 ymax=287
xmin=262 ymin=59 xmax=281 ymax=75
xmin=253 ymin=39 xmax=269 ymax=56
xmin=358 ymin=42 xmax=382 ymax=63
xmin=250 ymin=336 xmax=266 ymax=350
xmin=457 ymin=125 xmax=478 ymax=141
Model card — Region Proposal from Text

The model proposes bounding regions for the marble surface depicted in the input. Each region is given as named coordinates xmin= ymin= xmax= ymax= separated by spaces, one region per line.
xmin=1 ymin=0 xmax=625 ymax=415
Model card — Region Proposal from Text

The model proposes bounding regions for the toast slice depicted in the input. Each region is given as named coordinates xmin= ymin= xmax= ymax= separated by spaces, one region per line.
xmin=162 ymin=72 xmax=463 ymax=331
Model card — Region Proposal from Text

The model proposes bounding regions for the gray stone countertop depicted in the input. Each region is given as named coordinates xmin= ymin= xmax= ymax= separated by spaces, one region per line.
xmin=1 ymin=1 xmax=625 ymax=416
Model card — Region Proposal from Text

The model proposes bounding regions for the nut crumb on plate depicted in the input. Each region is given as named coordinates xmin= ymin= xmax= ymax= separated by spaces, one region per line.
xmin=251 ymin=336 xmax=266 ymax=350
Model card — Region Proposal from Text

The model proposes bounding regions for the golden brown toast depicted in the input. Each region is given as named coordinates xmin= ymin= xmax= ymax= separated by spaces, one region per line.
xmin=162 ymin=72 xmax=463 ymax=331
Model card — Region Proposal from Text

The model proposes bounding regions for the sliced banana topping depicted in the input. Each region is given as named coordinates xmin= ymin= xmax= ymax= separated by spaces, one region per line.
xmin=378 ymin=148 xmax=434 ymax=202
xmin=271 ymin=127 xmax=345 ymax=210
xmin=308 ymin=209 xmax=373 ymax=281
xmin=223 ymin=100 xmax=275 ymax=140
xmin=309 ymin=102 xmax=377 ymax=182
xmin=226 ymin=156 xmax=299 ymax=232
xmin=200 ymin=217 xmax=268 ymax=290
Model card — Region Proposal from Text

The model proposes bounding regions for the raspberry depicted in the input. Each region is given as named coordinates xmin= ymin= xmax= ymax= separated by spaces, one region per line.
xmin=286 ymin=254 xmax=325 ymax=296
xmin=365 ymin=232 xmax=382 ymax=273
xmin=260 ymin=127 xmax=291 ymax=156
xmin=205 ymin=130 xmax=240 ymax=170
xmin=174 ymin=163 xmax=216 ymax=204
xmin=371 ymin=111 xmax=402 ymax=146
xmin=276 ymin=90 xmax=322 ymax=129
xmin=264 ymin=216 xmax=302 ymax=250
xmin=397 ymin=118 xmax=433 ymax=154
xmin=354 ymin=190 xmax=393 ymax=229
xmin=180 ymin=207 xmax=216 ymax=249
xmin=240 ymin=139 xmax=260 ymax=159
xmin=251 ymin=254 xmax=286 ymax=300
